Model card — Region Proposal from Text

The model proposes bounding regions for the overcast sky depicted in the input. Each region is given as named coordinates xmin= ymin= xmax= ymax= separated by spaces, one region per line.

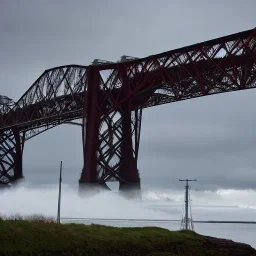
xmin=1 ymin=0 xmax=256 ymax=191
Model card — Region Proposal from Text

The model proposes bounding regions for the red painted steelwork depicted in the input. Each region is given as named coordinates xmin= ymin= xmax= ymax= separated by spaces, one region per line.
xmin=0 ymin=28 xmax=256 ymax=189
xmin=80 ymin=66 xmax=100 ymax=183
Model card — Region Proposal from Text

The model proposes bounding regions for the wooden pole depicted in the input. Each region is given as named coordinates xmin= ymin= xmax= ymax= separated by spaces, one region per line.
xmin=57 ymin=161 xmax=62 ymax=224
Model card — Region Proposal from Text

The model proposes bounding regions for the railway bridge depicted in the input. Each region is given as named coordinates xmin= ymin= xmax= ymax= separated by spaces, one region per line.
xmin=0 ymin=28 xmax=256 ymax=194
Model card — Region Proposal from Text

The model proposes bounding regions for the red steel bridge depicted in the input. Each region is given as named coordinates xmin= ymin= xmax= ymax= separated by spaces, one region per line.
xmin=0 ymin=28 xmax=256 ymax=193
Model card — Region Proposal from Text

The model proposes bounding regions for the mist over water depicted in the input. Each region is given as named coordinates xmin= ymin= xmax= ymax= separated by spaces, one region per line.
xmin=1 ymin=182 xmax=256 ymax=222
xmin=1 ymin=182 xmax=256 ymax=248
xmin=0 ymin=182 xmax=170 ymax=219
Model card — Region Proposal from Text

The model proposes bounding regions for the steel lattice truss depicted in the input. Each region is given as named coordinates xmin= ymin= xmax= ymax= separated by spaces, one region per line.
xmin=0 ymin=28 xmax=256 ymax=185
xmin=0 ymin=66 xmax=87 ymax=183
xmin=95 ymin=108 xmax=142 ymax=183
xmin=80 ymin=65 xmax=143 ymax=186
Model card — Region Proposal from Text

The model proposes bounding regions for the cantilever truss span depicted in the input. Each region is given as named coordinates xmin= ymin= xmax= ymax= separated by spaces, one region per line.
xmin=0 ymin=28 xmax=256 ymax=188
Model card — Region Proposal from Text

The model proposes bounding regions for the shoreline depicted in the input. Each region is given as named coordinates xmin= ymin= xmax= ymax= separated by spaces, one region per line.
xmin=0 ymin=218 xmax=255 ymax=256
xmin=61 ymin=217 xmax=256 ymax=224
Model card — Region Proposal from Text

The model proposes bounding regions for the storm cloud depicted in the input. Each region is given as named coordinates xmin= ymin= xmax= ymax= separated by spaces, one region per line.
xmin=1 ymin=0 xmax=256 ymax=190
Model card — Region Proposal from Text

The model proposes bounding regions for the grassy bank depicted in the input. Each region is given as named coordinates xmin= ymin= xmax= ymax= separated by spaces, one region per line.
xmin=0 ymin=217 xmax=255 ymax=256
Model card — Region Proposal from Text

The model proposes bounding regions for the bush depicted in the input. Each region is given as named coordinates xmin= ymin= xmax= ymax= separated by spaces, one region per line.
xmin=0 ymin=213 xmax=55 ymax=223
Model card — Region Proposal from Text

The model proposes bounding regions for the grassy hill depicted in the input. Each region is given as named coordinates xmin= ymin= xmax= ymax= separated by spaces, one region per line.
xmin=0 ymin=217 xmax=255 ymax=256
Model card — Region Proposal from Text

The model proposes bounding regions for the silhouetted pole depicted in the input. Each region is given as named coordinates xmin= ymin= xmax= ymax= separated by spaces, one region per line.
xmin=179 ymin=179 xmax=196 ymax=230
xmin=57 ymin=161 xmax=62 ymax=224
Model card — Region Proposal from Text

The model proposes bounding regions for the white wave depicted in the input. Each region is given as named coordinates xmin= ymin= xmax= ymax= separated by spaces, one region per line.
xmin=142 ymin=187 xmax=256 ymax=208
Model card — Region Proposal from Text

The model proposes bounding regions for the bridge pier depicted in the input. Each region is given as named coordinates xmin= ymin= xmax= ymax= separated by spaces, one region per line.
xmin=79 ymin=66 xmax=104 ymax=194
xmin=119 ymin=178 xmax=141 ymax=198
xmin=79 ymin=65 xmax=143 ymax=198
xmin=78 ymin=181 xmax=110 ymax=197
xmin=118 ymin=71 xmax=142 ymax=198
xmin=0 ymin=129 xmax=25 ymax=184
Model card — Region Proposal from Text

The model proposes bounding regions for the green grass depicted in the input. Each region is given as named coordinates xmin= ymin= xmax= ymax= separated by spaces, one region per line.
xmin=0 ymin=217 xmax=255 ymax=256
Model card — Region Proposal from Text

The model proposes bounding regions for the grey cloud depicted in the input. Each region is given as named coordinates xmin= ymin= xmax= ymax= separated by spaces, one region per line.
xmin=1 ymin=0 xmax=256 ymax=191
xmin=139 ymin=90 xmax=256 ymax=190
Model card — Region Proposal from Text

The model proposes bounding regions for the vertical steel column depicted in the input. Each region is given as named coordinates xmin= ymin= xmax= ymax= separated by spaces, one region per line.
xmin=118 ymin=66 xmax=141 ymax=192
xmin=12 ymin=128 xmax=24 ymax=180
xmin=79 ymin=66 xmax=100 ymax=184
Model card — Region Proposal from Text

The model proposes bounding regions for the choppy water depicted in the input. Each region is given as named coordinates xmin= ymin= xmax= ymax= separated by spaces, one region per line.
xmin=1 ymin=182 xmax=255 ymax=248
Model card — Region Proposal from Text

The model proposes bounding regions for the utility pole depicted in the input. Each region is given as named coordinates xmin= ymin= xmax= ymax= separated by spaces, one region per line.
xmin=179 ymin=179 xmax=197 ymax=230
xmin=57 ymin=161 xmax=63 ymax=224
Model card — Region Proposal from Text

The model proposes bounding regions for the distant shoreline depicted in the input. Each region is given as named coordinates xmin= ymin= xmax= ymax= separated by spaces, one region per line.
xmin=194 ymin=221 xmax=256 ymax=224
xmin=61 ymin=217 xmax=256 ymax=224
